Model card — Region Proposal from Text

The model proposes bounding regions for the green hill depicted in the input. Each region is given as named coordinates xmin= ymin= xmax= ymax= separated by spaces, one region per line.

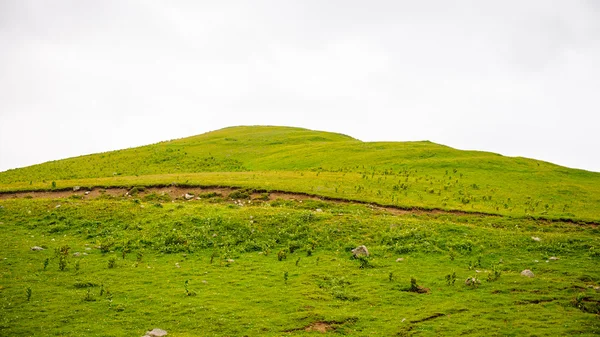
xmin=1 ymin=125 xmax=599 ymax=221
xmin=1 ymin=126 xmax=600 ymax=336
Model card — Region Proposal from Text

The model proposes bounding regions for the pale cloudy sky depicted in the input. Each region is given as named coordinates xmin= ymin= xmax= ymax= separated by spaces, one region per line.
xmin=1 ymin=1 xmax=599 ymax=172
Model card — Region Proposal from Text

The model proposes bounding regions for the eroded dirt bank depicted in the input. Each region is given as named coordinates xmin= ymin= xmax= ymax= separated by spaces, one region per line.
xmin=1 ymin=186 xmax=596 ymax=225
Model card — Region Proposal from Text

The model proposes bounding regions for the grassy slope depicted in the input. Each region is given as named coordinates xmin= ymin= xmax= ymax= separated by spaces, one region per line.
xmin=1 ymin=125 xmax=599 ymax=221
xmin=0 ymin=195 xmax=599 ymax=336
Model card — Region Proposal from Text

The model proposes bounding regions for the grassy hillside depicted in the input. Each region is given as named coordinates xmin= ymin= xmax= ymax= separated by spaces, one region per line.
xmin=2 ymin=126 xmax=600 ymax=336
xmin=1 ymin=193 xmax=599 ymax=336
xmin=1 ymin=125 xmax=599 ymax=221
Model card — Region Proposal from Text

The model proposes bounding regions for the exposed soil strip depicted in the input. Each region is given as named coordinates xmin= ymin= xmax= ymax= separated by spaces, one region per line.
xmin=0 ymin=185 xmax=597 ymax=226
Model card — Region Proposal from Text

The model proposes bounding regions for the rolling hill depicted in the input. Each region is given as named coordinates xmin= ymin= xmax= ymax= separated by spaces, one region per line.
xmin=1 ymin=125 xmax=598 ymax=221
xmin=1 ymin=125 xmax=600 ymax=336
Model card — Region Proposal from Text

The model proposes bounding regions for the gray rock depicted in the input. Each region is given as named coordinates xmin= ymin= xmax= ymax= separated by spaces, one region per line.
xmin=549 ymin=256 xmax=559 ymax=261
xmin=396 ymin=258 xmax=404 ymax=262
xmin=351 ymin=245 xmax=369 ymax=257
xmin=521 ymin=269 xmax=535 ymax=278
xmin=184 ymin=193 xmax=194 ymax=200
xmin=144 ymin=328 xmax=167 ymax=337
xmin=531 ymin=236 xmax=541 ymax=242
xmin=84 ymin=191 xmax=90 ymax=195
xmin=30 ymin=246 xmax=44 ymax=251
xmin=73 ymin=252 xmax=81 ymax=257
xmin=73 ymin=186 xmax=81 ymax=191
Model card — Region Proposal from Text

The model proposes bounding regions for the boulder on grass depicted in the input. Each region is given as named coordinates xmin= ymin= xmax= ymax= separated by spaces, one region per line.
xmin=351 ymin=245 xmax=369 ymax=258
xmin=143 ymin=328 xmax=167 ymax=337
xmin=521 ymin=269 xmax=535 ymax=278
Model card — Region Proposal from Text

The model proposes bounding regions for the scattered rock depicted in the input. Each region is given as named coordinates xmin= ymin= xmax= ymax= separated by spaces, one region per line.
xmin=465 ymin=277 xmax=481 ymax=286
xmin=351 ymin=245 xmax=369 ymax=258
xmin=55 ymin=204 xmax=61 ymax=208
xmin=143 ymin=328 xmax=168 ymax=337
xmin=315 ymin=208 xmax=323 ymax=213
xmin=531 ymin=236 xmax=541 ymax=242
xmin=175 ymin=263 xmax=180 ymax=268
xmin=85 ymin=247 xmax=92 ymax=251
xmin=84 ymin=191 xmax=90 ymax=195
xmin=521 ymin=269 xmax=535 ymax=278
xmin=201 ymin=280 xmax=208 ymax=284
xmin=226 ymin=259 xmax=234 ymax=263
xmin=73 ymin=252 xmax=81 ymax=257
xmin=549 ymin=256 xmax=559 ymax=261
xmin=73 ymin=186 xmax=81 ymax=191
xmin=30 ymin=246 xmax=44 ymax=251
xmin=396 ymin=258 xmax=404 ymax=262
xmin=184 ymin=193 xmax=194 ymax=200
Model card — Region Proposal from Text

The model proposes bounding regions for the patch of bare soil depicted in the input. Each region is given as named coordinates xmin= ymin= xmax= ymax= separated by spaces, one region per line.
xmin=305 ymin=322 xmax=333 ymax=333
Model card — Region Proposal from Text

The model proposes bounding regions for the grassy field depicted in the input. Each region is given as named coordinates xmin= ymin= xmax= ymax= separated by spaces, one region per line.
xmin=0 ymin=125 xmax=599 ymax=336
xmin=1 ymin=126 xmax=599 ymax=222
xmin=0 ymin=191 xmax=599 ymax=336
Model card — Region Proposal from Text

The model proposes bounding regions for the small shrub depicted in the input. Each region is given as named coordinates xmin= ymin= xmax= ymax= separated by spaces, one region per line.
xmin=449 ymin=249 xmax=456 ymax=261
xmin=58 ymin=255 xmax=68 ymax=271
xmin=284 ymin=271 xmax=289 ymax=284
xmin=26 ymin=287 xmax=32 ymax=301
xmin=136 ymin=251 xmax=143 ymax=262
xmin=228 ymin=189 xmax=251 ymax=200
xmin=487 ymin=264 xmax=501 ymax=282
xmin=184 ymin=280 xmax=197 ymax=296
xmin=277 ymin=249 xmax=287 ymax=261
xmin=356 ymin=256 xmax=370 ymax=269
xmin=83 ymin=289 xmax=95 ymax=302
xmin=107 ymin=257 xmax=117 ymax=269
xmin=43 ymin=258 xmax=49 ymax=270
xmin=445 ymin=271 xmax=456 ymax=286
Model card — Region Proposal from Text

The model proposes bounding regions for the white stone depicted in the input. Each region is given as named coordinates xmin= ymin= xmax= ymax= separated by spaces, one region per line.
xmin=351 ymin=245 xmax=369 ymax=257
xmin=520 ymin=269 xmax=535 ymax=278
xmin=145 ymin=328 xmax=168 ymax=337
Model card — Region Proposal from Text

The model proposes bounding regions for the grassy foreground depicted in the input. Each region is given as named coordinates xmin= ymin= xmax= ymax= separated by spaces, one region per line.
xmin=1 ymin=126 xmax=599 ymax=222
xmin=1 ymin=191 xmax=599 ymax=336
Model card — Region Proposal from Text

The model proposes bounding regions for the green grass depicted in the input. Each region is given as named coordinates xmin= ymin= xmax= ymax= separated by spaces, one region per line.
xmin=1 ymin=195 xmax=599 ymax=336
xmin=1 ymin=126 xmax=599 ymax=221
xmin=1 ymin=125 xmax=599 ymax=336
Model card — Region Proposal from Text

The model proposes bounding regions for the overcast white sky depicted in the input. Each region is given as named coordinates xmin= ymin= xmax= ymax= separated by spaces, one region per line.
xmin=1 ymin=0 xmax=599 ymax=173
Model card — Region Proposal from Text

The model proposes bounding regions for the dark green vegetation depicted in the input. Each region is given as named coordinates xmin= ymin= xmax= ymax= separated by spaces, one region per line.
xmin=1 ymin=126 xmax=599 ymax=222
xmin=1 ymin=126 xmax=599 ymax=336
